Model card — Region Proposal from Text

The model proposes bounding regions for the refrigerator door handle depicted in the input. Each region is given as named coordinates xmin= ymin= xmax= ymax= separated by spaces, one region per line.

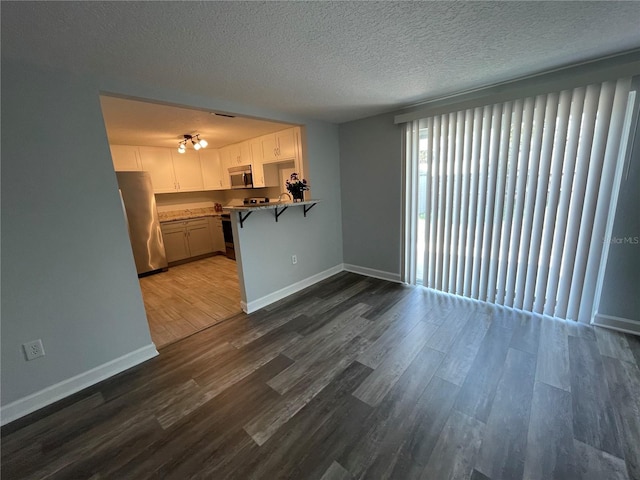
xmin=118 ymin=189 xmax=131 ymax=235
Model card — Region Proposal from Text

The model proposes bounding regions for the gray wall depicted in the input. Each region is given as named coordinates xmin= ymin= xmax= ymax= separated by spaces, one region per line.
xmin=1 ymin=60 xmax=154 ymax=405
xmin=598 ymin=117 xmax=640 ymax=321
xmin=1 ymin=59 xmax=343 ymax=409
xmin=233 ymin=122 xmax=343 ymax=304
xmin=338 ymin=106 xmax=639 ymax=324
xmin=339 ymin=112 xmax=403 ymax=275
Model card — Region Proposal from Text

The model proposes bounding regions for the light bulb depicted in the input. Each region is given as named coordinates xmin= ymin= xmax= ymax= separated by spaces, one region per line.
xmin=199 ymin=138 xmax=208 ymax=148
xmin=178 ymin=143 xmax=186 ymax=153
xmin=193 ymin=140 xmax=201 ymax=151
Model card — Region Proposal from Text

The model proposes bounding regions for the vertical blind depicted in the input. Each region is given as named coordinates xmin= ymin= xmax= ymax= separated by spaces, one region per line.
xmin=408 ymin=78 xmax=633 ymax=322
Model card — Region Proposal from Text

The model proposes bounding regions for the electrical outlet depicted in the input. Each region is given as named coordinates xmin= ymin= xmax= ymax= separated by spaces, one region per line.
xmin=23 ymin=339 xmax=45 ymax=361
xmin=292 ymin=254 xmax=298 ymax=265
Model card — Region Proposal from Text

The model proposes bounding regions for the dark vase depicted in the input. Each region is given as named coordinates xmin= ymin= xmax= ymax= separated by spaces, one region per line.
xmin=293 ymin=191 xmax=304 ymax=202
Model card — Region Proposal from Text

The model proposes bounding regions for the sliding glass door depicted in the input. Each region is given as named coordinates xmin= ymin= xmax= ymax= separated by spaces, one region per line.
xmin=405 ymin=78 xmax=636 ymax=322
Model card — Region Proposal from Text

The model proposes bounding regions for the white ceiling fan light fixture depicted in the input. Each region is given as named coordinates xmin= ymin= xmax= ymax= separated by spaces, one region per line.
xmin=177 ymin=133 xmax=207 ymax=153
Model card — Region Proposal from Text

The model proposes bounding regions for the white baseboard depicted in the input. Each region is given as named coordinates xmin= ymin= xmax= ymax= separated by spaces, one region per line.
xmin=343 ymin=263 xmax=402 ymax=283
xmin=241 ymin=264 xmax=345 ymax=314
xmin=592 ymin=313 xmax=640 ymax=336
xmin=240 ymin=263 xmax=402 ymax=314
xmin=0 ymin=344 xmax=158 ymax=426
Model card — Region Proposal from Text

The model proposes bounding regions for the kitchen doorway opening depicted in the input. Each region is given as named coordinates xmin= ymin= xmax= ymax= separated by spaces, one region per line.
xmin=99 ymin=93 xmax=301 ymax=348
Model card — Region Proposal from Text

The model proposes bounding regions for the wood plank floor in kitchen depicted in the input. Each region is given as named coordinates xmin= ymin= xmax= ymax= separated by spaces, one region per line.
xmin=2 ymin=272 xmax=640 ymax=479
xmin=140 ymin=255 xmax=242 ymax=348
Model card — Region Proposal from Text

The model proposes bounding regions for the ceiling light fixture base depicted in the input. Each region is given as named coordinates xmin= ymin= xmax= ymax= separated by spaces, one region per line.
xmin=177 ymin=133 xmax=207 ymax=153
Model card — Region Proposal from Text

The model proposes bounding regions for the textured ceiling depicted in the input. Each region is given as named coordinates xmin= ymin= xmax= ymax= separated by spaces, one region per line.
xmin=3 ymin=1 xmax=640 ymax=123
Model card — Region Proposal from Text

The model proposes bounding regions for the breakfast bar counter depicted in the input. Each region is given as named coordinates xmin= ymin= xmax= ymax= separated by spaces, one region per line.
xmin=224 ymin=200 xmax=319 ymax=227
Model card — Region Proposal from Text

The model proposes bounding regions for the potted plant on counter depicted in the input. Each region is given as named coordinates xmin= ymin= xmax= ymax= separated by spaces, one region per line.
xmin=286 ymin=173 xmax=309 ymax=202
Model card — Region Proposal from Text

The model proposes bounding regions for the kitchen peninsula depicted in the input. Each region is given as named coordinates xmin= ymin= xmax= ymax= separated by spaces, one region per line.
xmin=224 ymin=196 xmax=327 ymax=316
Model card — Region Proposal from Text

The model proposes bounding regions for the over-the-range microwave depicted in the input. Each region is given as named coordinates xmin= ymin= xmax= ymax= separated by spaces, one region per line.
xmin=229 ymin=165 xmax=253 ymax=189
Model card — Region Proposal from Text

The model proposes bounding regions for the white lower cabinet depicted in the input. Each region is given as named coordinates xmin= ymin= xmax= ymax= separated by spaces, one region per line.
xmin=210 ymin=216 xmax=225 ymax=252
xmin=161 ymin=223 xmax=191 ymax=263
xmin=161 ymin=218 xmax=215 ymax=263
xmin=186 ymin=220 xmax=214 ymax=257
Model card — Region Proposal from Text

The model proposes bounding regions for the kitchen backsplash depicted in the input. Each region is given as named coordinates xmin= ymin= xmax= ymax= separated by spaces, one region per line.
xmin=223 ymin=187 xmax=281 ymax=201
xmin=155 ymin=191 xmax=224 ymax=212
xmin=155 ymin=187 xmax=282 ymax=212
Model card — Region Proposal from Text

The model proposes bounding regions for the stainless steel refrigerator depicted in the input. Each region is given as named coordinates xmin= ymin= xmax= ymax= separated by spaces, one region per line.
xmin=116 ymin=171 xmax=168 ymax=276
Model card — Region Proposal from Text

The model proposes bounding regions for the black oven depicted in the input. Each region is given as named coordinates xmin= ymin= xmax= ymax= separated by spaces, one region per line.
xmin=221 ymin=214 xmax=235 ymax=260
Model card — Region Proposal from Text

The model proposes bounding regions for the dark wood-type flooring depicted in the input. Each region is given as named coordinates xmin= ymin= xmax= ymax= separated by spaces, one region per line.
xmin=3 ymin=272 xmax=640 ymax=479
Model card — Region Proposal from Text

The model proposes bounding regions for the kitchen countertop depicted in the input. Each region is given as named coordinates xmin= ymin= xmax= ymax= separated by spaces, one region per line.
xmin=223 ymin=200 xmax=319 ymax=212
xmin=158 ymin=207 xmax=223 ymax=222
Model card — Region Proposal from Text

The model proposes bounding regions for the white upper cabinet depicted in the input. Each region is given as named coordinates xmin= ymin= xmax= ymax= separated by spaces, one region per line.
xmin=251 ymin=138 xmax=281 ymax=188
xmin=220 ymin=140 xmax=252 ymax=187
xmin=171 ymin=149 xmax=204 ymax=192
xmin=200 ymin=149 xmax=224 ymax=190
xmin=261 ymin=135 xmax=278 ymax=164
xmin=138 ymin=146 xmax=176 ymax=193
xmin=262 ymin=128 xmax=297 ymax=163
xmin=220 ymin=145 xmax=233 ymax=170
xmin=276 ymin=128 xmax=296 ymax=160
xmin=110 ymin=126 xmax=303 ymax=193
xmin=138 ymin=146 xmax=203 ymax=193
xmin=226 ymin=144 xmax=241 ymax=166
xmin=219 ymin=147 xmax=232 ymax=189
xmin=250 ymin=139 xmax=265 ymax=187
xmin=292 ymin=127 xmax=304 ymax=177
xmin=110 ymin=145 xmax=141 ymax=171
xmin=226 ymin=141 xmax=251 ymax=166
